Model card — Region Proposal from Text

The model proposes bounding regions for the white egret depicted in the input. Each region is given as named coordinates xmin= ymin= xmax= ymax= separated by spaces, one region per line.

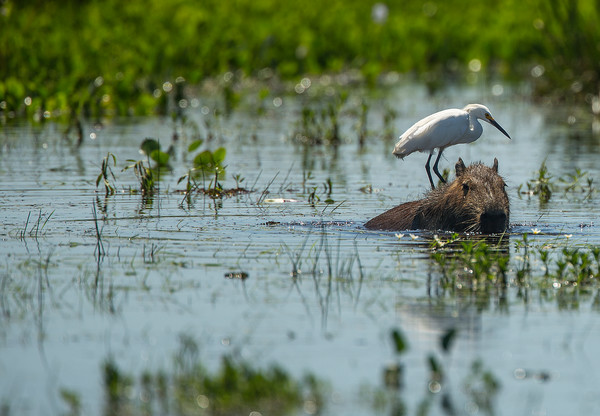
xmin=393 ymin=104 xmax=511 ymax=189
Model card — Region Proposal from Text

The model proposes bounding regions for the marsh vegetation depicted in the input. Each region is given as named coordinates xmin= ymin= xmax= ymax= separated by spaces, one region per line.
xmin=3 ymin=1 xmax=600 ymax=415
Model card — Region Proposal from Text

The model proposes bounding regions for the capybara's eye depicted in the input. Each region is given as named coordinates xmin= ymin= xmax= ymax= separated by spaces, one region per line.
xmin=462 ymin=182 xmax=469 ymax=195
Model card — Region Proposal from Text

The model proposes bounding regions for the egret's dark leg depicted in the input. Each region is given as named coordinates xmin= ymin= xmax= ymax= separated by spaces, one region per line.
xmin=425 ymin=153 xmax=435 ymax=190
xmin=432 ymin=149 xmax=446 ymax=184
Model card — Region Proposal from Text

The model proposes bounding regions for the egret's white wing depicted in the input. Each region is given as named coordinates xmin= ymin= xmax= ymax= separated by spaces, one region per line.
xmin=393 ymin=109 xmax=469 ymax=158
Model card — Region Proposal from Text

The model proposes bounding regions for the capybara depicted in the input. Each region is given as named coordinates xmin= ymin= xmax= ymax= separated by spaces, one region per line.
xmin=365 ymin=158 xmax=509 ymax=233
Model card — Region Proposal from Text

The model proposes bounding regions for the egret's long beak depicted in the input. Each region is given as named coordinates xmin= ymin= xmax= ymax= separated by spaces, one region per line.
xmin=486 ymin=115 xmax=511 ymax=139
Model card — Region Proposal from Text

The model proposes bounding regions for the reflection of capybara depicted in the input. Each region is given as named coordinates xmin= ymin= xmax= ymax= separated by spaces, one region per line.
xmin=365 ymin=158 xmax=510 ymax=233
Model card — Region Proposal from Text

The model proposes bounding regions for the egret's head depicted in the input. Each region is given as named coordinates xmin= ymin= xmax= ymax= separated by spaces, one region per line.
xmin=464 ymin=104 xmax=511 ymax=139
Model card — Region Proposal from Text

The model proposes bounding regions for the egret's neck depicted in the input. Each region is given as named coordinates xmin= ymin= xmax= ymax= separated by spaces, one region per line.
xmin=466 ymin=115 xmax=483 ymax=141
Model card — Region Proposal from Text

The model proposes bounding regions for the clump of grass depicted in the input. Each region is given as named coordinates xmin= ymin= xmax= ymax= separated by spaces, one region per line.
xmin=559 ymin=168 xmax=595 ymax=200
xmin=292 ymin=92 xmax=347 ymax=146
xmin=20 ymin=210 xmax=54 ymax=240
xmin=430 ymin=234 xmax=509 ymax=291
xmin=177 ymin=140 xmax=251 ymax=203
xmin=519 ymin=161 xmax=597 ymax=203
xmin=101 ymin=336 xmax=325 ymax=416
xmin=519 ymin=160 xmax=553 ymax=203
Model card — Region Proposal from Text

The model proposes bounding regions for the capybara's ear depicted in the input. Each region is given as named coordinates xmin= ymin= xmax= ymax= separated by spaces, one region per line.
xmin=456 ymin=158 xmax=466 ymax=177
xmin=493 ymin=158 xmax=499 ymax=172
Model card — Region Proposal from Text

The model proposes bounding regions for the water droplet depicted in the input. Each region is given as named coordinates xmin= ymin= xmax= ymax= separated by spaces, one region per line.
xmin=422 ymin=2 xmax=437 ymax=17
xmin=514 ymin=368 xmax=527 ymax=379
xmin=531 ymin=65 xmax=545 ymax=78
xmin=162 ymin=81 xmax=173 ymax=92
xmin=24 ymin=96 xmax=32 ymax=106
xmin=468 ymin=59 xmax=481 ymax=72
xmin=196 ymin=394 xmax=209 ymax=409
xmin=492 ymin=84 xmax=504 ymax=96
xmin=428 ymin=380 xmax=441 ymax=393
xmin=273 ymin=97 xmax=283 ymax=108
xmin=372 ymin=3 xmax=389 ymax=23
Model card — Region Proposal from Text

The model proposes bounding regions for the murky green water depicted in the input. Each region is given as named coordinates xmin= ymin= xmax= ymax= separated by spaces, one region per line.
xmin=2 ymin=83 xmax=600 ymax=415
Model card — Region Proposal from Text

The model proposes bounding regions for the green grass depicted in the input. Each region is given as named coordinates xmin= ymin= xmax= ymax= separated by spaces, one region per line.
xmin=99 ymin=335 xmax=325 ymax=416
xmin=2 ymin=0 xmax=600 ymax=121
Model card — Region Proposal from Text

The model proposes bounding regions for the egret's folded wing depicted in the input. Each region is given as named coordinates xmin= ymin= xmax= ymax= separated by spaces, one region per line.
xmin=393 ymin=109 xmax=468 ymax=157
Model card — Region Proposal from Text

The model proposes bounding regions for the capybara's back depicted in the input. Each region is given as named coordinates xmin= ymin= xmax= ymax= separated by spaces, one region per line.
xmin=365 ymin=158 xmax=509 ymax=233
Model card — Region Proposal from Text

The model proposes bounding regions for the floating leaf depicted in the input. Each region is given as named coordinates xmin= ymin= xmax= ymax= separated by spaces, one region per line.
xmin=140 ymin=138 xmax=160 ymax=156
xmin=440 ymin=328 xmax=457 ymax=353
xmin=150 ymin=149 xmax=170 ymax=167
xmin=188 ymin=139 xmax=204 ymax=152
xmin=391 ymin=329 xmax=407 ymax=355
xmin=212 ymin=147 xmax=226 ymax=164
xmin=194 ymin=150 xmax=214 ymax=168
xmin=428 ymin=354 xmax=444 ymax=380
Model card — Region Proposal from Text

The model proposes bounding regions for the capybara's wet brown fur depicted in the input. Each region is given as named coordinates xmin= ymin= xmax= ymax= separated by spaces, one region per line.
xmin=365 ymin=158 xmax=509 ymax=233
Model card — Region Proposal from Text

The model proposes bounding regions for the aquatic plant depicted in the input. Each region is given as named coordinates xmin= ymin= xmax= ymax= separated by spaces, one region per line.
xmin=519 ymin=160 xmax=553 ymax=203
xmin=559 ymin=168 xmax=595 ymax=199
xmin=140 ymin=138 xmax=171 ymax=169
xmin=3 ymin=0 xmax=599 ymax=121
xmin=123 ymin=159 xmax=156 ymax=196
xmin=430 ymin=235 xmax=509 ymax=291
xmin=519 ymin=162 xmax=597 ymax=202
xmin=20 ymin=210 xmax=54 ymax=240
xmin=99 ymin=336 xmax=325 ymax=416
xmin=96 ymin=152 xmax=117 ymax=197
xmin=59 ymin=389 xmax=81 ymax=416
xmin=293 ymin=92 xmax=347 ymax=146
xmin=176 ymin=139 xmax=250 ymax=203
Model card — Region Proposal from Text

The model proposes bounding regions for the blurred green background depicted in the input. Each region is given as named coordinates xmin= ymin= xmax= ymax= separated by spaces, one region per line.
xmin=1 ymin=0 xmax=599 ymax=119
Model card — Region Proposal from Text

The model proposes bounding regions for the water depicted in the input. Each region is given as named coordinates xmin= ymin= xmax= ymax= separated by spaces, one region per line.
xmin=2 ymin=83 xmax=600 ymax=415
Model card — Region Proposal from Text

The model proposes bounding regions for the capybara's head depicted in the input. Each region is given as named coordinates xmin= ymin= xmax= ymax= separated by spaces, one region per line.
xmin=365 ymin=158 xmax=510 ymax=233
xmin=443 ymin=158 xmax=509 ymax=233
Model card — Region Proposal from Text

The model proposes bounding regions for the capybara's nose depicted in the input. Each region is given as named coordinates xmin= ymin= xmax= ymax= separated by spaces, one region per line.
xmin=480 ymin=211 xmax=508 ymax=233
